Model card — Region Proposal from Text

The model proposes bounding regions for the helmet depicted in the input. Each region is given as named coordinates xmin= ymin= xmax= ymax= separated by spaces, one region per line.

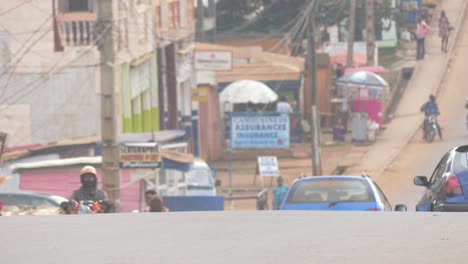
xmin=80 ymin=165 xmax=97 ymax=176
xmin=80 ymin=165 xmax=98 ymax=187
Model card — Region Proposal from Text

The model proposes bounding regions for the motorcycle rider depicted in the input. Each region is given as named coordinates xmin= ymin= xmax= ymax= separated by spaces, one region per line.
xmin=70 ymin=165 xmax=108 ymax=202
xmin=420 ymin=94 xmax=442 ymax=140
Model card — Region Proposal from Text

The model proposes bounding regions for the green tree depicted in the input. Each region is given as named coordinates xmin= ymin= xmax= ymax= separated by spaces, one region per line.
xmin=217 ymin=0 xmax=394 ymax=37
xmin=216 ymin=0 xmax=262 ymax=32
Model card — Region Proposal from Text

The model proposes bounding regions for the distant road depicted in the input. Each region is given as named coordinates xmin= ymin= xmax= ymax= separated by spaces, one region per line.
xmin=377 ymin=1 xmax=468 ymax=210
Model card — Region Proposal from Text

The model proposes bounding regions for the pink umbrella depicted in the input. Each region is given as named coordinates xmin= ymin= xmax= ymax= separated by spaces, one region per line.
xmin=344 ymin=66 xmax=388 ymax=75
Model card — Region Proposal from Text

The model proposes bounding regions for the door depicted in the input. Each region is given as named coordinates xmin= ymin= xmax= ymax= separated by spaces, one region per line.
xmin=418 ymin=154 xmax=450 ymax=210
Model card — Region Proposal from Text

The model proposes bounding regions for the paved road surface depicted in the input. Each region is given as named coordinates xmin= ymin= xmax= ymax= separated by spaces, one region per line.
xmin=377 ymin=2 xmax=468 ymax=210
xmin=2 ymin=211 xmax=468 ymax=264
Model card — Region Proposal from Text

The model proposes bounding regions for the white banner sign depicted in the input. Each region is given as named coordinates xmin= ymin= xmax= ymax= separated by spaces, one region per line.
xmin=257 ymin=156 xmax=279 ymax=177
xmin=194 ymin=51 xmax=232 ymax=71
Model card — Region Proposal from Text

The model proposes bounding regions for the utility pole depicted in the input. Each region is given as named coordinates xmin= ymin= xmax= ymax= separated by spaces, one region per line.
xmin=366 ymin=0 xmax=375 ymax=66
xmin=196 ymin=0 xmax=205 ymax=41
xmin=207 ymin=0 xmax=217 ymax=43
xmin=347 ymin=0 xmax=357 ymax=67
xmin=97 ymin=0 xmax=120 ymax=211
xmin=306 ymin=1 xmax=322 ymax=176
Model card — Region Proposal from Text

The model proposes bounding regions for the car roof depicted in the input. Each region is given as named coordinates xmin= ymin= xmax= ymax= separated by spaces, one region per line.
xmin=0 ymin=191 xmax=68 ymax=203
xmin=192 ymin=159 xmax=210 ymax=168
xmin=294 ymin=176 xmax=371 ymax=182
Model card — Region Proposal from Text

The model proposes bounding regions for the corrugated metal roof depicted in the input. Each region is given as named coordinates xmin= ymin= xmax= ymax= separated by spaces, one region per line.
xmin=3 ymin=135 xmax=99 ymax=162
xmin=10 ymin=156 xmax=102 ymax=172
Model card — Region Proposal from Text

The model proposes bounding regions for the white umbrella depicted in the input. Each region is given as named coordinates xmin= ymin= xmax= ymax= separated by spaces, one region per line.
xmin=219 ymin=80 xmax=278 ymax=104
xmin=337 ymin=70 xmax=389 ymax=89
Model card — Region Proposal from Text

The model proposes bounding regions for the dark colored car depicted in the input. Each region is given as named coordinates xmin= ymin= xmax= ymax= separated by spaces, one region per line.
xmin=414 ymin=145 xmax=468 ymax=211
xmin=280 ymin=175 xmax=407 ymax=211
xmin=0 ymin=191 xmax=68 ymax=208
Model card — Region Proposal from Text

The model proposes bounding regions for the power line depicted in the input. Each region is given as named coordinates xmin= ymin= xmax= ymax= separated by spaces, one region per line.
xmin=0 ymin=0 xmax=31 ymax=17
xmin=0 ymin=25 xmax=111 ymax=111
xmin=0 ymin=15 xmax=53 ymax=73
xmin=0 ymin=18 xmax=53 ymax=99
xmin=0 ymin=1 xmax=54 ymax=74
xmin=30 ymin=68 xmax=97 ymax=141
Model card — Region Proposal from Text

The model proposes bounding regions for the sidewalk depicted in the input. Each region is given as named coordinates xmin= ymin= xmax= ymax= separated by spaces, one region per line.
xmin=343 ymin=0 xmax=468 ymax=177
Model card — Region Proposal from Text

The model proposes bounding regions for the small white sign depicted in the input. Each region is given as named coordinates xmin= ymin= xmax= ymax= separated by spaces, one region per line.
xmin=194 ymin=51 xmax=232 ymax=71
xmin=257 ymin=156 xmax=279 ymax=177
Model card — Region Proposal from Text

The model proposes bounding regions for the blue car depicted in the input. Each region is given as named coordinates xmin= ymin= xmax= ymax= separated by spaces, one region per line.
xmin=414 ymin=145 xmax=468 ymax=212
xmin=280 ymin=175 xmax=407 ymax=211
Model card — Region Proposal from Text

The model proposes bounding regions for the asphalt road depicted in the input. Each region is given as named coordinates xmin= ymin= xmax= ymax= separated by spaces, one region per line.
xmin=376 ymin=4 xmax=468 ymax=211
xmin=2 ymin=211 xmax=468 ymax=264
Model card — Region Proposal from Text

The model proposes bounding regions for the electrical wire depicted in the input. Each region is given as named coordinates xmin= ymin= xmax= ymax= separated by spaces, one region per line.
xmin=0 ymin=21 xmax=53 ymax=99
xmin=0 ymin=24 xmax=111 ymax=111
xmin=2 ymin=0 xmax=323 ymax=143
xmin=30 ymin=66 xmax=97 ymax=140
xmin=0 ymin=0 xmax=31 ymax=17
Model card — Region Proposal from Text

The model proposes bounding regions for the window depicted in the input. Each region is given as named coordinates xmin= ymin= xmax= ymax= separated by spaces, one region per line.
xmin=58 ymin=0 xmax=93 ymax=13
xmin=287 ymin=179 xmax=374 ymax=204
xmin=187 ymin=0 xmax=194 ymax=24
xmin=429 ymin=154 xmax=449 ymax=185
xmin=0 ymin=194 xmax=55 ymax=207
xmin=155 ymin=6 xmax=161 ymax=34
xmin=453 ymin=151 xmax=468 ymax=173
xmin=169 ymin=2 xmax=180 ymax=29
xmin=187 ymin=168 xmax=214 ymax=189
xmin=69 ymin=0 xmax=90 ymax=12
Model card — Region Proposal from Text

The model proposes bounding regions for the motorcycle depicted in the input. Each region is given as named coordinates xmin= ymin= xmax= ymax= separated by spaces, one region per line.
xmin=423 ymin=115 xmax=438 ymax=143
xmin=60 ymin=200 xmax=113 ymax=214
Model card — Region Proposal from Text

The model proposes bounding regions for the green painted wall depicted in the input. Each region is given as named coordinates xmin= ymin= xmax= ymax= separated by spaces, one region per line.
xmin=120 ymin=52 xmax=160 ymax=134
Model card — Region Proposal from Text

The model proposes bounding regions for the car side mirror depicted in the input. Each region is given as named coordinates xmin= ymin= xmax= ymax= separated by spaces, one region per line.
xmin=215 ymin=179 xmax=221 ymax=187
xmin=394 ymin=204 xmax=407 ymax=212
xmin=414 ymin=176 xmax=429 ymax=187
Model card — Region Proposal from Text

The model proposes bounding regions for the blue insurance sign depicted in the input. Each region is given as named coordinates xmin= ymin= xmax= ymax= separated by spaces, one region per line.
xmin=230 ymin=113 xmax=290 ymax=149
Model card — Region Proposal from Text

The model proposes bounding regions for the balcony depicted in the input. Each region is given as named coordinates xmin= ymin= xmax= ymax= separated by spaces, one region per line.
xmin=56 ymin=12 xmax=97 ymax=47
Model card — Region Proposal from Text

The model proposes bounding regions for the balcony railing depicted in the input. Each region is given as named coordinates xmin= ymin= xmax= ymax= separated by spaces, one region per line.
xmin=57 ymin=12 xmax=97 ymax=47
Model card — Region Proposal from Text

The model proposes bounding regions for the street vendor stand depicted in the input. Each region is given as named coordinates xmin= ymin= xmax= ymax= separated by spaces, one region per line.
xmin=336 ymin=71 xmax=389 ymax=142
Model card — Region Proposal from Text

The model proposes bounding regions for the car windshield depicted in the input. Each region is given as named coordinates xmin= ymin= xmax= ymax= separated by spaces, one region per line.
xmin=287 ymin=179 xmax=374 ymax=204
xmin=47 ymin=195 xmax=69 ymax=206
xmin=0 ymin=193 xmax=60 ymax=207
xmin=186 ymin=168 xmax=213 ymax=188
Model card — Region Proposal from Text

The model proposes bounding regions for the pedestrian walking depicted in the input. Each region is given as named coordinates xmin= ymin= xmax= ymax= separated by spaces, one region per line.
xmin=439 ymin=11 xmax=451 ymax=53
xmin=272 ymin=176 xmax=288 ymax=210
xmin=416 ymin=17 xmax=430 ymax=60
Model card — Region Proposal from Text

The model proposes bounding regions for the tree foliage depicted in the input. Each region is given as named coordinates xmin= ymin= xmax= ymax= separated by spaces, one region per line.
xmin=216 ymin=0 xmax=394 ymax=37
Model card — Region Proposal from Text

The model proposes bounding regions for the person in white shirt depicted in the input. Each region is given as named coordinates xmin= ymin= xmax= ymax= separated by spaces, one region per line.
xmin=276 ymin=95 xmax=293 ymax=115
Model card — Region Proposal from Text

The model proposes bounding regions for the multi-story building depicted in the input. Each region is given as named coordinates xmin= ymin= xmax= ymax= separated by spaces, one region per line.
xmin=0 ymin=0 xmax=197 ymax=151
xmin=0 ymin=0 xmax=101 ymax=146
xmin=155 ymin=0 xmax=195 ymax=130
